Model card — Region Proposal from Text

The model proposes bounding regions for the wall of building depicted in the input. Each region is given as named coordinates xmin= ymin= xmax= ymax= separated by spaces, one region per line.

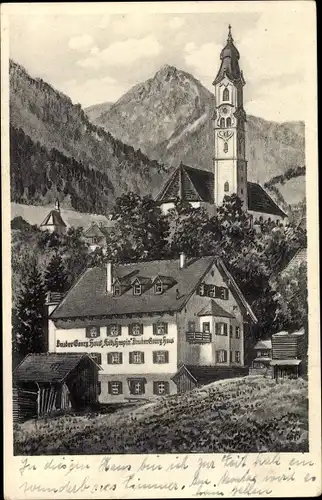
xmin=249 ymin=210 xmax=285 ymax=224
xmin=160 ymin=201 xmax=201 ymax=215
xmin=177 ymin=261 xmax=246 ymax=367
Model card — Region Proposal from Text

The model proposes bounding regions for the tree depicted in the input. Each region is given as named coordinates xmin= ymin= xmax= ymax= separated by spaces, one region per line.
xmin=15 ymin=263 xmax=47 ymax=358
xmin=107 ymin=192 xmax=170 ymax=262
xmin=44 ymin=252 xmax=69 ymax=293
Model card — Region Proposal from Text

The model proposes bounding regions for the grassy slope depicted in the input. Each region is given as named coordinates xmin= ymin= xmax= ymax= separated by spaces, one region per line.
xmin=14 ymin=376 xmax=308 ymax=455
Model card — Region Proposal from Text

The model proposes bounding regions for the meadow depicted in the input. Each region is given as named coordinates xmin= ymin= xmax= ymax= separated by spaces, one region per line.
xmin=14 ymin=376 xmax=308 ymax=455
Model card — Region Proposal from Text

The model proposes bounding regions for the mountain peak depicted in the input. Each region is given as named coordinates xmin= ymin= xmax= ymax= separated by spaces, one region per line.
xmin=155 ymin=64 xmax=178 ymax=80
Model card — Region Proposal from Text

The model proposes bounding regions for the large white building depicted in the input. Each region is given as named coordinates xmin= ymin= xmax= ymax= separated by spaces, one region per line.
xmin=156 ymin=26 xmax=287 ymax=224
xmin=47 ymin=255 xmax=257 ymax=402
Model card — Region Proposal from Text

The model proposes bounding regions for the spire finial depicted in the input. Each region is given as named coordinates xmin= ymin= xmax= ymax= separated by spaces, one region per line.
xmin=228 ymin=24 xmax=233 ymax=42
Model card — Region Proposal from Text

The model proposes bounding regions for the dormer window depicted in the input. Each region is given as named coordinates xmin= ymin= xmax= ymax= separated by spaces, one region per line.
xmin=223 ymin=88 xmax=229 ymax=101
xmin=113 ymin=284 xmax=121 ymax=296
xmin=154 ymin=279 xmax=163 ymax=295
xmin=133 ymin=282 xmax=142 ymax=296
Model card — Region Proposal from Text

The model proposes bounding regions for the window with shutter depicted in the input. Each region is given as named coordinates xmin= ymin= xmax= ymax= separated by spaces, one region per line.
xmin=198 ymin=283 xmax=205 ymax=296
xmin=208 ymin=285 xmax=215 ymax=297
xmin=216 ymin=323 xmax=226 ymax=336
xmin=90 ymin=353 xmax=101 ymax=364
xmin=202 ymin=322 xmax=210 ymax=333
xmin=86 ymin=326 xmax=100 ymax=338
xmin=155 ymin=381 xmax=169 ymax=395
xmin=223 ymin=323 xmax=228 ymax=336
xmin=216 ymin=350 xmax=227 ymax=363
xmin=109 ymin=381 xmax=122 ymax=395
xmin=188 ymin=321 xmax=195 ymax=332
xmin=129 ymin=380 xmax=145 ymax=395
xmin=130 ymin=323 xmax=143 ymax=336
xmin=155 ymin=322 xmax=168 ymax=335
xmin=131 ymin=351 xmax=144 ymax=364
xmin=219 ymin=287 xmax=229 ymax=300
xmin=107 ymin=324 xmax=119 ymax=337
xmin=108 ymin=352 xmax=122 ymax=364
xmin=153 ymin=351 xmax=169 ymax=364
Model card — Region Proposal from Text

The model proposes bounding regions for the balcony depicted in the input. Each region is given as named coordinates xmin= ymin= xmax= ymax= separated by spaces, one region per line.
xmin=186 ymin=331 xmax=212 ymax=344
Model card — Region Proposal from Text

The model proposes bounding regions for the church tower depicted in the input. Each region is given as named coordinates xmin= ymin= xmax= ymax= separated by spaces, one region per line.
xmin=212 ymin=25 xmax=248 ymax=208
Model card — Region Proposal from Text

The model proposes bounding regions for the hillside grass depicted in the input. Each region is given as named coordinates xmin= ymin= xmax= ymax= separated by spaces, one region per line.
xmin=14 ymin=376 xmax=308 ymax=455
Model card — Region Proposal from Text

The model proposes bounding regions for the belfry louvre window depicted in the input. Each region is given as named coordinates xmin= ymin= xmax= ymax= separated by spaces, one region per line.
xmin=153 ymin=351 xmax=169 ymax=364
xmin=129 ymin=351 xmax=144 ymax=364
xmin=220 ymin=118 xmax=225 ymax=128
xmin=215 ymin=322 xmax=228 ymax=336
xmin=107 ymin=324 xmax=121 ymax=336
xmin=223 ymin=88 xmax=229 ymax=101
xmin=226 ymin=117 xmax=231 ymax=128
xmin=153 ymin=322 xmax=168 ymax=335
xmin=107 ymin=352 xmax=123 ymax=364
xmin=216 ymin=350 xmax=227 ymax=363
xmin=128 ymin=323 xmax=143 ymax=336
xmin=153 ymin=381 xmax=169 ymax=395
xmin=108 ymin=381 xmax=123 ymax=395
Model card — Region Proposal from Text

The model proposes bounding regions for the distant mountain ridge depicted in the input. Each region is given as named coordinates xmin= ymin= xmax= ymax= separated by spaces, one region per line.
xmin=9 ymin=60 xmax=165 ymax=211
xmin=90 ymin=64 xmax=305 ymax=192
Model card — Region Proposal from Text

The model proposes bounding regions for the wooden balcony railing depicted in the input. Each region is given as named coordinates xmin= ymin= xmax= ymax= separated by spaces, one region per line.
xmin=186 ymin=331 xmax=212 ymax=344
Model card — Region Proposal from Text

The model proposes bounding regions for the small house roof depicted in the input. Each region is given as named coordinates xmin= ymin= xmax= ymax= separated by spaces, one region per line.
xmin=254 ymin=339 xmax=272 ymax=350
xmin=13 ymin=353 xmax=100 ymax=383
xmin=172 ymin=364 xmax=248 ymax=385
xmin=270 ymin=359 xmax=301 ymax=366
xmin=40 ymin=210 xmax=67 ymax=227
xmin=197 ymin=299 xmax=235 ymax=318
xmin=253 ymin=357 xmax=271 ymax=363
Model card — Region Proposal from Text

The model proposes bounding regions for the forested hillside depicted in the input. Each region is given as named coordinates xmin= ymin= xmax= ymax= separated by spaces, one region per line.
xmin=10 ymin=60 xmax=165 ymax=210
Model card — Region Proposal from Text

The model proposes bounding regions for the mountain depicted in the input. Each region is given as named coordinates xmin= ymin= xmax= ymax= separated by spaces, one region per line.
xmin=90 ymin=65 xmax=305 ymax=189
xmin=9 ymin=60 xmax=165 ymax=212
xmin=85 ymin=102 xmax=113 ymax=122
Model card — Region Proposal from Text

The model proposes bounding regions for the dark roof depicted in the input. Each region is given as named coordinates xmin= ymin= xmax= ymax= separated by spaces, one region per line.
xmin=40 ymin=210 xmax=67 ymax=227
xmin=13 ymin=353 xmax=100 ymax=383
xmin=281 ymin=248 xmax=307 ymax=274
xmin=197 ymin=299 xmax=235 ymax=318
xmin=213 ymin=29 xmax=244 ymax=85
xmin=51 ymin=257 xmax=215 ymax=319
xmin=84 ymin=224 xmax=106 ymax=238
xmin=172 ymin=364 xmax=248 ymax=385
xmin=270 ymin=359 xmax=301 ymax=366
xmin=247 ymin=182 xmax=287 ymax=218
xmin=50 ymin=256 xmax=257 ymax=322
xmin=155 ymin=164 xmax=214 ymax=204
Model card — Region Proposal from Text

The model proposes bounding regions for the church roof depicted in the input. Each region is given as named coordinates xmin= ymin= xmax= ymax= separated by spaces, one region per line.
xmin=40 ymin=209 xmax=66 ymax=227
xmin=155 ymin=164 xmax=214 ymax=204
xmin=213 ymin=26 xmax=244 ymax=85
xmin=247 ymin=182 xmax=287 ymax=218
xmin=84 ymin=224 xmax=106 ymax=238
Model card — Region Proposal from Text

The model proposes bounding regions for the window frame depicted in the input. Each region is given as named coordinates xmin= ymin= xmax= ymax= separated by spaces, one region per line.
xmin=130 ymin=323 xmax=143 ymax=336
xmin=202 ymin=322 xmax=211 ymax=333
xmin=86 ymin=325 xmax=100 ymax=338
xmin=235 ymin=351 xmax=241 ymax=363
xmin=235 ymin=326 xmax=241 ymax=338
xmin=224 ymin=181 xmax=229 ymax=192
xmin=216 ymin=322 xmax=228 ymax=336
xmin=108 ymin=352 xmax=122 ymax=365
xmin=216 ymin=349 xmax=227 ymax=364
xmin=130 ymin=351 xmax=144 ymax=364
xmin=133 ymin=282 xmax=142 ymax=296
xmin=154 ymin=279 xmax=163 ymax=295
xmin=153 ymin=350 xmax=169 ymax=364
xmin=90 ymin=353 xmax=102 ymax=365
xmin=107 ymin=324 xmax=120 ymax=337
xmin=223 ymin=87 xmax=229 ymax=102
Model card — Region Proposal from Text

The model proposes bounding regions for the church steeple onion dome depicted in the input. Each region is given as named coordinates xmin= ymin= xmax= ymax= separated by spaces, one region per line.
xmin=213 ymin=25 xmax=244 ymax=86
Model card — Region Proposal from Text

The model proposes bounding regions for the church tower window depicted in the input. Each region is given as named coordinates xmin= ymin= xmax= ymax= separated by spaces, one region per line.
xmin=220 ymin=118 xmax=225 ymax=128
xmin=224 ymin=181 xmax=229 ymax=192
xmin=224 ymin=142 xmax=228 ymax=153
xmin=226 ymin=117 xmax=231 ymax=128
xmin=223 ymin=88 xmax=229 ymax=101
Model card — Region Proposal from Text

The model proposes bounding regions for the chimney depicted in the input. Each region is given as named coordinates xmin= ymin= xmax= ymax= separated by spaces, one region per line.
xmin=179 ymin=252 xmax=186 ymax=269
xmin=106 ymin=261 xmax=113 ymax=293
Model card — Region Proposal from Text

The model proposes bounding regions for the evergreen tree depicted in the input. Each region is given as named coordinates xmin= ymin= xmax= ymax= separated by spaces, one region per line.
xmin=15 ymin=263 xmax=47 ymax=358
xmin=44 ymin=253 xmax=69 ymax=293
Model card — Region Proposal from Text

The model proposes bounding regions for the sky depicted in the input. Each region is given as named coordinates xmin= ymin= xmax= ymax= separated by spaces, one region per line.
xmin=8 ymin=6 xmax=312 ymax=122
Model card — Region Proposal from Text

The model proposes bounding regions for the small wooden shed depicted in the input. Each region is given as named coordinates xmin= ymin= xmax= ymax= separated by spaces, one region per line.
xmin=171 ymin=365 xmax=249 ymax=393
xmin=13 ymin=353 xmax=101 ymax=422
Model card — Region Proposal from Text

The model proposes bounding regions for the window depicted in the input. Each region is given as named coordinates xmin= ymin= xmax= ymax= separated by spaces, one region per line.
xmin=113 ymin=284 xmax=121 ymax=296
xmin=153 ymin=351 xmax=169 ymax=364
xmin=241 ymin=189 xmax=244 ymax=194
xmin=226 ymin=117 xmax=231 ymax=127
xmin=219 ymin=287 xmax=229 ymax=300
xmin=97 ymin=381 xmax=101 ymax=395
xmin=133 ymin=283 xmax=142 ymax=296
xmin=235 ymin=351 xmax=241 ymax=363
xmin=223 ymin=88 xmax=229 ymax=101
xmin=208 ymin=285 xmax=215 ymax=297
xmin=154 ymin=280 xmax=163 ymax=294
xmin=236 ymin=326 xmax=241 ymax=338
xmin=220 ymin=118 xmax=225 ymax=128
xmin=230 ymin=325 xmax=233 ymax=337
xmin=85 ymin=326 xmax=100 ymax=338
xmin=216 ymin=350 xmax=227 ymax=363
xmin=129 ymin=323 xmax=143 ymax=336
xmin=107 ymin=352 xmax=123 ymax=364
xmin=129 ymin=351 xmax=144 ymax=364
xmin=153 ymin=322 xmax=168 ymax=335
xmin=198 ymin=284 xmax=205 ymax=296
xmin=224 ymin=142 xmax=228 ymax=153
xmin=108 ymin=381 xmax=122 ymax=395
xmin=202 ymin=322 xmax=210 ymax=333
xmin=128 ymin=379 xmax=145 ymax=395
xmin=224 ymin=181 xmax=229 ymax=192
xmin=216 ymin=323 xmax=228 ymax=336
xmin=107 ymin=324 xmax=121 ymax=337
xmin=188 ymin=321 xmax=195 ymax=332
xmin=90 ymin=353 xmax=102 ymax=365
xmin=153 ymin=381 xmax=170 ymax=395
